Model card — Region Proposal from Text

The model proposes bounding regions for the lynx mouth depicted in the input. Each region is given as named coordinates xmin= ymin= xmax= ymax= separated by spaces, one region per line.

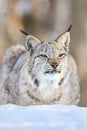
xmin=44 ymin=70 xmax=61 ymax=74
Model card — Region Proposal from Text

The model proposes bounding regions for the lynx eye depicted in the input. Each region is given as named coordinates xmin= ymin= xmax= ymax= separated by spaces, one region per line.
xmin=35 ymin=54 xmax=48 ymax=59
xmin=58 ymin=53 xmax=65 ymax=58
xmin=39 ymin=54 xmax=48 ymax=58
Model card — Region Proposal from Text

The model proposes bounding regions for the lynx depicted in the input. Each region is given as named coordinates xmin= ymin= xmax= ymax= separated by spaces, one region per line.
xmin=0 ymin=26 xmax=80 ymax=105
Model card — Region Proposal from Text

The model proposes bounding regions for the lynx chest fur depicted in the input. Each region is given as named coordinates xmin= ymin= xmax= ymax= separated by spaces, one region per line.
xmin=0 ymin=27 xmax=80 ymax=105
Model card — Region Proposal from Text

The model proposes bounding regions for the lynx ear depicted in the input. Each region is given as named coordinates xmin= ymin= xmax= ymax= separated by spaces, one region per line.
xmin=56 ymin=32 xmax=70 ymax=48
xmin=26 ymin=35 xmax=41 ymax=54
xmin=55 ymin=25 xmax=72 ymax=52
xmin=20 ymin=30 xmax=41 ymax=54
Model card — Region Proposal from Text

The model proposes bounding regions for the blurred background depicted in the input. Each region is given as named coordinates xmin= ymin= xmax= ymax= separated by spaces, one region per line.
xmin=0 ymin=0 xmax=87 ymax=106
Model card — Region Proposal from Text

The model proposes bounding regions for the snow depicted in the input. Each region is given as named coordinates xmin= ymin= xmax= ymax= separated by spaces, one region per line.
xmin=0 ymin=104 xmax=87 ymax=130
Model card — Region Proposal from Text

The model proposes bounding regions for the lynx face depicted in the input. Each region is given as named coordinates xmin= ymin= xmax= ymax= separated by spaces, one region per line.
xmin=25 ymin=31 xmax=70 ymax=83
xmin=30 ymin=42 xmax=68 ymax=81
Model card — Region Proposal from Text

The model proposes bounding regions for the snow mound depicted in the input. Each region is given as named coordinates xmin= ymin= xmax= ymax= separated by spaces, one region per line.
xmin=0 ymin=104 xmax=87 ymax=130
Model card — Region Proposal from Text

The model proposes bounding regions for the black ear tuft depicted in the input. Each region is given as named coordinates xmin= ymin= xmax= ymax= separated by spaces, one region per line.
xmin=20 ymin=29 xmax=29 ymax=36
xmin=67 ymin=25 xmax=72 ymax=32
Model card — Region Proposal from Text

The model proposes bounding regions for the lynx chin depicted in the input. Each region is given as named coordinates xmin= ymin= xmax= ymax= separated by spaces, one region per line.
xmin=0 ymin=26 xmax=80 ymax=106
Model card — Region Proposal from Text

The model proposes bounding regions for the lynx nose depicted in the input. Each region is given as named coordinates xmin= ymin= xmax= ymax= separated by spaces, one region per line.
xmin=51 ymin=62 xmax=58 ymax=69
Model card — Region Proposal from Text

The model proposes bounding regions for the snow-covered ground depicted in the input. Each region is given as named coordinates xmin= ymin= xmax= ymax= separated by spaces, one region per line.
xmin=0 ymin=104 xmax=87 ymax=130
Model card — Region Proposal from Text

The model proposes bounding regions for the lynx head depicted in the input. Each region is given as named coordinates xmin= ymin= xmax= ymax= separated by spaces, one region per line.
xmin=23 ymin=26 xmax=71 ymax=81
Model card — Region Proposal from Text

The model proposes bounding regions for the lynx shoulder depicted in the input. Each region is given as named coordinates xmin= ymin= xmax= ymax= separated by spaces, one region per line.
xmin=0 ymin=27 xmax=80 ymax=105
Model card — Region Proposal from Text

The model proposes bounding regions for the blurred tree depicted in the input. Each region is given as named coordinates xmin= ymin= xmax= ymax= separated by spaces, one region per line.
xmin=71 ymin=0 xmax=87 ymax=106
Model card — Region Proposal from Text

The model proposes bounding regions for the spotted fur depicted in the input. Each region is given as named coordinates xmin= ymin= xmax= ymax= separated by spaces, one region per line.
xmin=0 ymin=30 xmax=80 ymax=106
